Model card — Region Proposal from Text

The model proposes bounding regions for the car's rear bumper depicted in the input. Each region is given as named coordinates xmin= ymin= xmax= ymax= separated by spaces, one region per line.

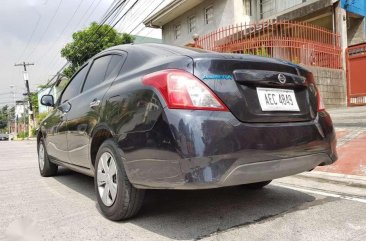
xmin=121 ymin=109 xmax=337 ymax=189
xmin=130 ymin=153 xmax=333 ymax=189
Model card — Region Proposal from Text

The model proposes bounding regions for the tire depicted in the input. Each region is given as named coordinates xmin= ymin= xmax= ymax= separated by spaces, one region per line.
xmin=241 ymin=180 xmax=272 ymax=190
xmin=38 ymin=138 xmax=58 ymax=177
xmin=94 ymin=139 xmax=145 ymax=221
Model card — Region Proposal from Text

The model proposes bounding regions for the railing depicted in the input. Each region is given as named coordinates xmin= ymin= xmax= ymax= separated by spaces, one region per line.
xmin=196 ymin=20 xmax=342 ymax=69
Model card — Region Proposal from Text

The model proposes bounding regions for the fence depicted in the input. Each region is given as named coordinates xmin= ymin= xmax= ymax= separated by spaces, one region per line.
xmin=196 ymin=20 xmax=342 ymax=69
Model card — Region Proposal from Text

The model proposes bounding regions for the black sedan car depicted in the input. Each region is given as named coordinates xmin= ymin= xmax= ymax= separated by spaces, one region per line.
xmin=38 ymin=43 xmax=337 ymax=220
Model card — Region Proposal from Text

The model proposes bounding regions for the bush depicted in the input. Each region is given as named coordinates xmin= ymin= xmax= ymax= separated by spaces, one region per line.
xmin=31 ymin=128 xmax=37 ymax=137
xmin=17 ymin=131 xmax=29 ymax=139
xmin=36 ymin=112 xmax=49 ymax=124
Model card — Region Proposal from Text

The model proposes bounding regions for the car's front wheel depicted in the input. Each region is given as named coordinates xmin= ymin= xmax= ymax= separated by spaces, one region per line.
xmin=38 ymin=139 xmax=58 ymax=177
xmin=94 ymin=139 xmax=145 ymax=220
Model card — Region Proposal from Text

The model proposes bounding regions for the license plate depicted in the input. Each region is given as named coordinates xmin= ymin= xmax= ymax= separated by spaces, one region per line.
xmin=257 ymin=87 xmax=300 ymax=112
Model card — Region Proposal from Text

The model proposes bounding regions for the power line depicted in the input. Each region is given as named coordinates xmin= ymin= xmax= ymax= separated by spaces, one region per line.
xmin=47 ymin=0 xmax=126 ymax=67
xmin=35 ymin=0 xmax=84 ymax=63
xmin=24 ymin=0 xmax=64 ymax=61
xmin=79 ymin=0 xmax=104 ymax=27
xmin=34 ymin=0 xmax=103 ymax=76
xmin=120 ymin=0 xmax=151 ymax=33
xmin=101 ymin=0 xmax=140 ymax=37
xmin=39 ymin=0 xmax=138 ymax=92
xmin=100 ymin=0 xmax=124 ymax=24
xmin=74 ymin=0 xmax=98 ymax=29
xmin=39 ymin=0 xmax=127 ymax=79
xmin=16 ymin=12 xmax=41 ymax=62
xmin=42 ymin=0 xmax=128 ymax=84
xmin=40 ymin=0 xmax=122 ymax=70
xmin=107 ymin=0 xmax=129 ymax=25
xmin=127 ymin=0 xmax=165 ymax=35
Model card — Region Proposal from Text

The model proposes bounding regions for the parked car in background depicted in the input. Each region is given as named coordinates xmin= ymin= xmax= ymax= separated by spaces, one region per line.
xmin=0 ymin=134 xmax=9 ymax=141
xmin=37 ymin=43 xmax=337 ymax=220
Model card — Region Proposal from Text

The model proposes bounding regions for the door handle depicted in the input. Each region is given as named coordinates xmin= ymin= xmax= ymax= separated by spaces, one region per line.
xmin=89 ymin=99 xmax=101 ymax=108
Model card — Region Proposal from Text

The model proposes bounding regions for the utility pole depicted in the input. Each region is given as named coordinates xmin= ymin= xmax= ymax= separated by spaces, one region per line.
xmin=14 ymin=62 xmax=34 ymax=138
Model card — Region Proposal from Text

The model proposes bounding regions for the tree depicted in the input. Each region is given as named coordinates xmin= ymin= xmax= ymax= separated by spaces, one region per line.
xmin=30 ymin=92 xmax=39 ymax=114
xmin=61 ymin=22 xmax=134 ymax=78
xmin=0 ymin=105 xmax=9 ymax=132
xmin=0 ymin=120 xmax=6 ymax=129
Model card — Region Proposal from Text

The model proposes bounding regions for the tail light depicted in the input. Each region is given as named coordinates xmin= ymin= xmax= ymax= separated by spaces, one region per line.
xmin=143 ymin=69 xmax=228 ymax=111
xmin=317 ymin=92 xmax=325 ymax=111
xmin=306 ymin=72 xmax=325 ymax=112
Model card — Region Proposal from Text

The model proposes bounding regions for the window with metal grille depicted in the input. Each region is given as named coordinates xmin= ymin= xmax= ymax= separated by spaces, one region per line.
xmin=243 ymin=0 xmax=252 ymax=16
xmin=174 ymin=24 xmax=181 ymax=39
xmin=188 ymin=16 xmax=196 ymax=33
xmin=259 ymin=0 xmax=306 ymax=19
xmin=204 ymin=6 xmax=213 ymax=25
xmin=259 ymin=0 xmax=274 ymax=19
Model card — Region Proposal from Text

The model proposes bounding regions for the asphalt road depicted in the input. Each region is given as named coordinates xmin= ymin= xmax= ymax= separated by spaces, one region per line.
xmin=0 ymin=141 xmax=365 ymax=241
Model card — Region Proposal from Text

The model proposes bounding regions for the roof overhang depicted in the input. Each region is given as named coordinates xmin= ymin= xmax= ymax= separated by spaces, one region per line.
xmin=277 ymin=0 xmax=333 ymax=20
xmin=144 ymin=0 xmax=206 ymax=28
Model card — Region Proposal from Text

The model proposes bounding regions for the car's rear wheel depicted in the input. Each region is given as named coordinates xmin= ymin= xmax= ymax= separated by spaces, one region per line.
xmin=38 ymin=139 xmax=58 ymax=177
xmin=241 ymin=180 xmax=272 ymax=190
xmin=94 ymin=139 xmax=145 ymax=220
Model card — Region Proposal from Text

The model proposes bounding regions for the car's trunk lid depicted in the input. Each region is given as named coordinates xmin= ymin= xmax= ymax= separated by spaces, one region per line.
xmin=191 ymin=53 xmax=317 ymax=123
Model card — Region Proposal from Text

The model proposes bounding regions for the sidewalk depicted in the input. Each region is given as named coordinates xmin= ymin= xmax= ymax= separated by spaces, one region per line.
xmin=316 ymin=106 xmax=366 ymax=176
xmin=275 ymin=171 xmax=366 ymax=198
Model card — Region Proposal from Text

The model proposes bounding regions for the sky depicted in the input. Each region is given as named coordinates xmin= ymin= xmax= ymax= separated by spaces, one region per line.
xmin=0 ymin=0 xmax=166 ymax=107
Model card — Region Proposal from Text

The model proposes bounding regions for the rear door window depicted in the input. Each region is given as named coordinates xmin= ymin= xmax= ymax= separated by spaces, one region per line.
xmin=105 ymin=55 xmax=125 ymax=81
xmin=82 ymin=55 xmax=112 ymax=92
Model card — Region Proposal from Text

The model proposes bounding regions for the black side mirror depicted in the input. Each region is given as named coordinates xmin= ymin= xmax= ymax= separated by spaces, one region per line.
xmin=41 ymin=95 xmax=54 ymax=107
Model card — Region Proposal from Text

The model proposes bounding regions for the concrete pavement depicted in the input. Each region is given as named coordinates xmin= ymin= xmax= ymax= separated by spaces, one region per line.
xmin=317 ymin=106 xmax=366 ymax=175
xmin=0 ymin=141 xmax=366 ymax=241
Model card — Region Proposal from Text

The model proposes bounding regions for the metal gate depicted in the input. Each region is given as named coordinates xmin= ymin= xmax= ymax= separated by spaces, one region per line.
xmin=346 ymin=43 xmax=366 ymax=106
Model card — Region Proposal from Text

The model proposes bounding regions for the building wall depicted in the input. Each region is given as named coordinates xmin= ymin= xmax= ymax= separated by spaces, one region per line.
xmin=347 ymin=16 xmax=366 ymax=46
xmin=157 ymin=0 xmax=355 ymax=107
xmin=256 ymin=0 xmax=318 ymax=20
xmin=304 ymin=65 xmax=347 ymax=108
xmin=160 ymin=0 xmax=336 ymax=46
xmin=162 ymin=0 xmax=251 ymax=45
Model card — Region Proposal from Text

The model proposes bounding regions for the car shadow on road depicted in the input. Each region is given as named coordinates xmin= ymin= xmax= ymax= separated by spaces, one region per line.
xmin=53 ymin=167 xmax=96 ymax=200
xmin=53 ymin=168 xmax=316 ymax=240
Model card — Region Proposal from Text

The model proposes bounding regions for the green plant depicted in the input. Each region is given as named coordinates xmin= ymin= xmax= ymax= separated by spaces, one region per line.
xmin=36 ymin=112 xmax=49 ymax=124
xmin=291 ymin=57 xmax=300 ymax=64
xmin=255 ymin=47 xmax=270 ymax=57
xmin=31 ymin=128 xmax=37 ymax=137
xmin=17 ymin=131 xmax=29 ymax=139
xmin=242 ymin=47 xmax=270 ymax=57
xmin=243 ymin=49 xmax=252 ymax=54
xmin=30 ymin=92 xmax=39 ymax=114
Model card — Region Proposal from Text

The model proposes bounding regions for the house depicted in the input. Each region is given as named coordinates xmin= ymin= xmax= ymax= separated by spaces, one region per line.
xmin=144 ymin=0 xmax=365 ymax=49
xmin=144 ymin=0 xmax=252 ymax=46
xmin=144 ymin=0 xmax=366 ymax=108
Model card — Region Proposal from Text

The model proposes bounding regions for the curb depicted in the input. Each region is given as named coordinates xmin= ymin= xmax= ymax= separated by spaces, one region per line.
xmin=297 ymin=171 xmax=366 ymax=188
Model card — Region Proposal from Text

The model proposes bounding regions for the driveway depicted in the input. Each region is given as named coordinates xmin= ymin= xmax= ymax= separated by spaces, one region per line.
xmin=0 ymin=140 xmax=365 ymax=241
